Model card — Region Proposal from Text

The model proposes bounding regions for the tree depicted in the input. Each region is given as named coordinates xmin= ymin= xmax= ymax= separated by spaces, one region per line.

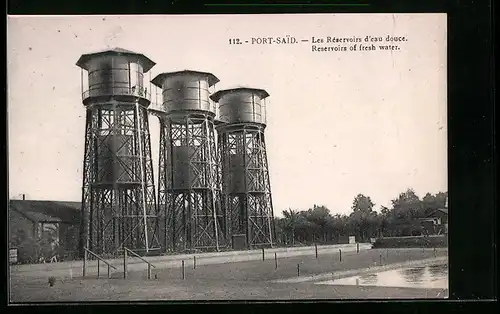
xmin=351 ymin=194 xmax=375 ymax=213
xmin=389 ymin=188 xmax=425 ymax=236
xmin=349 ymin=194 xmax=378 ymax=241
xmin=326 ymin=214 xmax=350 ymax=243
xmin=391 ymin=188 xmax=423 ymax=219
xmin=380 ymin=205 xmax=389 ymax=213
xmin=274 ymin=189 xmax=447 ymax=244
xmin=379 ymin=205 xmax=393 ymax=237
xmin=422 ymin=191 xmax=448 ymax=216
xmin=273 ymin=217 xmax=286 ymax=245
xmin=295 ymin=211 xmax=314 ymax=243
xmin=304 ymin=205 xmax=330 ymax=242
xmin=281 ymin=208 xmax=299 ymax=245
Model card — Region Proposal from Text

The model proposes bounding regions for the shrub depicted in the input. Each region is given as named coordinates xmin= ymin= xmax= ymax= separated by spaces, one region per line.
xmin=13 ymin=232 xmax=57 ymax=263
xmin=372 ymin=235 xmax=448 ymax=248
xmin=48 ymin=276 xmax=56 ymax=287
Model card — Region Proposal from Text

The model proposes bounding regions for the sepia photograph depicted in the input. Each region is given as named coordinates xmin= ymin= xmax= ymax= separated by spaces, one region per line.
xmin=7 ymin=13 xmax=448 ymax=302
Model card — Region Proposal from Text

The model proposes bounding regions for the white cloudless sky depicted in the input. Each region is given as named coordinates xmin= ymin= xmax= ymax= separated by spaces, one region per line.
xmin=7 ymin=14 xmax=447 ymax=216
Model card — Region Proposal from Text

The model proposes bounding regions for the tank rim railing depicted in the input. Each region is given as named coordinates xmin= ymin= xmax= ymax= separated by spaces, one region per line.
xmin=82 ymin=247 xmax=117 ymax=279
xmin=216 ymin=122 xmax=267 ymax=131
xmin=82 ymin=86 xmax=152 ymax=101
xmin=121 ymin=247 xmax=156 ymax=279
xmin=148 ymin=106 xmax=219 ymax=118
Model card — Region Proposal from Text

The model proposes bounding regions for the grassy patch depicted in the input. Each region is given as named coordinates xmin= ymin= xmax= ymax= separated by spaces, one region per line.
xmin=9 ymin=248 xmax=448 ymax=302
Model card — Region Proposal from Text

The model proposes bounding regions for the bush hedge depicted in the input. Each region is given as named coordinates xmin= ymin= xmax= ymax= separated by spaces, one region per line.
xmin=372 ymin=235 xmax=448 ymax=248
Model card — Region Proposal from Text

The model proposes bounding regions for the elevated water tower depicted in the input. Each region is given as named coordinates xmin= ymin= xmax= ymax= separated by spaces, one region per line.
xmin=76 ymin=48 xmax=160 ymax=256
xmin=151 ymin=70 xmax=225 ymax=252
xmin=211 ymin=87 xmax=275 ymax=249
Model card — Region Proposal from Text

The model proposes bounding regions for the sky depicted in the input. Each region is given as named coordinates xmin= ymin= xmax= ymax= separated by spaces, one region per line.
xmin=7 ymin=14 xmax=447 ymax=216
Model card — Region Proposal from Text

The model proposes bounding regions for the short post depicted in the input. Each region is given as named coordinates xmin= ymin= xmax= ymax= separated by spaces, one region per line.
xmin=339 ymin=249 xmax=342 ymax=262
xmin=262 ymin=248 xmax=265 ymax=261
xmin=356 ymin=243 xmax=359 ymax=254
xmin=97 ymin=260 xmax=100 ymax=278
xmin=386 ymin=249 xmax=389 ymax=259
xmin=274 ymin=252 xmax=278 ymax=269
xmin=123 ymin=249 xmax=128 ymax=279
xmin=297 ymin=264 xmax=300 ymax=277
xmin=193 ymin=256 xmax=196 ymax=269
xmin=433 ymin=247 xmax=437 ymax=257
xmin=315 ymin=244 xmax=318 ymax=259
xmin=380 ymin=253 xmax=383 ymax=265
xmin=147 ymin=264 xmax=151 ymax=280
xmin=107 ymin=265 xmax=111 ymax=279
xmin=182 ymin=260 xmax=185 ymax=280
xmin=83 ymin=250 xmax=87 ymax=278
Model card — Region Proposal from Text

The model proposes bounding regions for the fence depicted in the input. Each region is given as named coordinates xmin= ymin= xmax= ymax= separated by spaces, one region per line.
xmin=82 ymin=247 xmax=117 ymax=278
xmin=122 ymin=247 xmax=156 ymax=279
xmin=82 ymin=86 xmax=152 ymax=101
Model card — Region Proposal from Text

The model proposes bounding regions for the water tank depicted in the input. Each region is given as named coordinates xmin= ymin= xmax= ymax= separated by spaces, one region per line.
xmin=87 ymin=56 xmax=143 ymax=97
xmin=168 ymin=146 xmax=207 ymax=190
xmin=151 ymin=70 xmax=219 ymax=115
xmin=96 ymin=135 xmax=138 ymax=185
xmin=76 ymin=48 xmax=155 ymax=100
xmin=213 ymin=98 xmax=225 ymax=125
xmin=166 ymin=122 xmax=212 ymax=190
xmin=210 ymin=88 xmax=270 ymax=125
xmin=227 ymin=136 xmax=266 ymax=194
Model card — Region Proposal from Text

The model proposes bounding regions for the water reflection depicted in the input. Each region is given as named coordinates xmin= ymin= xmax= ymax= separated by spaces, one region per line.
xmin=316 ymin=263 xmax=448 ymax=289
xmin=428 ymin=264 xmax=448 ymax=277
xmin=399 ymin=266 xmax=426 ymax=284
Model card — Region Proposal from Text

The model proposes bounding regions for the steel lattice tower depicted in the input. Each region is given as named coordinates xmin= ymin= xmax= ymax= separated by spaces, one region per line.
xmin=77 ymin=48 xmax=160 ymax=256
xmin=211 ymin=88 xmax=275 ymax=249
xmin=151 ymin=70 xmax=225 ymax=253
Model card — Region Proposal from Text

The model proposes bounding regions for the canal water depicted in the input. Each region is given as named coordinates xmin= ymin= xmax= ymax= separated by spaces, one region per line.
xmin=315 ymin=263 xmax=448 ymax=289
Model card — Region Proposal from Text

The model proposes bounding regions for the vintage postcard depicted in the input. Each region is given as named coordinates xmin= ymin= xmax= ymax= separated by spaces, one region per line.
xmin=7 ymin=13 xmax=447 ymax=302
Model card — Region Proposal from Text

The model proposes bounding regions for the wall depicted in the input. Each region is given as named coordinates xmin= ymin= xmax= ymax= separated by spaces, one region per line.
xmin=438 ymin=212 xmax=448 ymax=224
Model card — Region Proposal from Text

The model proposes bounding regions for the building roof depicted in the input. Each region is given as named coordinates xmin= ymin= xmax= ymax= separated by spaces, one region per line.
xmin=20 ymin=211 xmax=62 ymax=223
xmin=426 ymin=207 xmax=448 ymax=218
xmin=438 ymin=208 xmax=448 ymax=214
xmin=76 ymin=47 xmax=156 ymax=72
xmin=9 ymin=200 xmax=81 ymax=224
xmin=419 ymin=217 xmax=439 ymax=222
xmin=210 ymin=87 xmax=270 ymax=102
xmin=151 ymin=70 xmax=220 ymax=88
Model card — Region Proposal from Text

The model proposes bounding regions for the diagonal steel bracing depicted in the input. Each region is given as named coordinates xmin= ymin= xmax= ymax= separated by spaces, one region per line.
xmin=80 ymin=102 xmax=159 ymax=257
xmin=219 ymin=125 xmax=275 ymax=249
xmin=156 ymin=113 xmax=224 ymax=252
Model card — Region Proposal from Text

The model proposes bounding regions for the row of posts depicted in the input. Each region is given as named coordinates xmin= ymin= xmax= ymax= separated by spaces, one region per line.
xmin=82 ymin=244 xmax=358 ymax=280
xmin=82 ymin=244 xmax=439 ymax=279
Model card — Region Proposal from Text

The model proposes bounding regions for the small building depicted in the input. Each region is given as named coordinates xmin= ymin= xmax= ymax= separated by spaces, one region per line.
xmin=421 ymin=207 xmax=448 ymax=235
xmin=9 ymin=200 xmax=81 ymax=263
xmin=427 ymin=207 xmax=448 ymax=224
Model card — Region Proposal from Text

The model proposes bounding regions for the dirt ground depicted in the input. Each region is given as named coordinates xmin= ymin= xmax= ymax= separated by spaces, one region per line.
xmin=9 ymin=248 xmax=448 ymax=302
